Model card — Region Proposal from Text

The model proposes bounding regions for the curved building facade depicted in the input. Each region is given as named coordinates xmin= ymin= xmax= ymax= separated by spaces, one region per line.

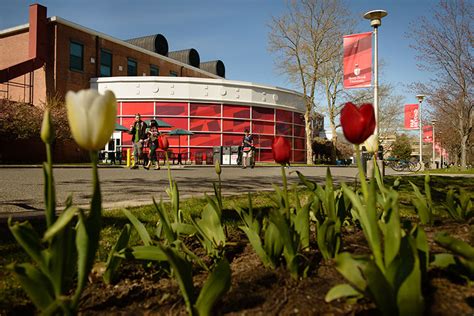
xmin=92 ymin=77 xmax=306 ymax=163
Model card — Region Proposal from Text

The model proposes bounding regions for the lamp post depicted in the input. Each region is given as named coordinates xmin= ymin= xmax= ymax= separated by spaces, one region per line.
xmin=416 ymin=94 xmax=425 ymax=170
xmin=364 ymin=10 xmax=387 ymax=139
xmin=431 ymin=119 xmax=437 ymax=169
xmin=364 ymin=10 xmax=387 ymax=175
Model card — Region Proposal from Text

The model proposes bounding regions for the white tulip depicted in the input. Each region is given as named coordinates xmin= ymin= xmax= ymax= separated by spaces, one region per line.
xmin=363 ymin=134 xmax=378 ymax=153
xmin=65 ymin=89 xmax=117 ymax=151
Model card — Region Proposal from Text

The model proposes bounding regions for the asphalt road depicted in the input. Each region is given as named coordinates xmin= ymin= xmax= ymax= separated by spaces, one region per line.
xmin=0 ymin=165 xmax=398 ymax=220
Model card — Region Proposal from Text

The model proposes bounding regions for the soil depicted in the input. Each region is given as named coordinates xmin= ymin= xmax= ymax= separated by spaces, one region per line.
xmin=5 ymin=221 xmax=474 ymax=315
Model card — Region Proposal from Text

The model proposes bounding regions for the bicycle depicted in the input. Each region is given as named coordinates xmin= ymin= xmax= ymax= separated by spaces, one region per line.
xmin=386 ymin=158 xmax=421 ymax=172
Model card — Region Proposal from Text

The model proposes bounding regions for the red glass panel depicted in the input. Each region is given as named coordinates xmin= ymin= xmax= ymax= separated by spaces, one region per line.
xmin=121 ymin=102 xmax=154 ymax=116
xmin=258 ymin=149 xmax=274 ymax=162
xmin=276 ymin=109 xmax=293 ymax=123
xmin=190 ymin=133 xmax=221 ymax=146
xmin=252 ymin=121 xmax=274 ymax=134
xmin=190 ymin=118 xmax=221 ymax=132
xmin=159 ymin=117 xmax=188 ymax=130
xmin=294 ymin=138 xmax=305 ymax=150
xmin=294 ymin=125 xmax=305 ymax=138
xmin=252 ymin=106 xmax=274 ymax=120
xmin=255 ymin=135 xmax=273 ymax=148
xmin=293 ymin=150 xmax=305 ymax=162
xmin=222 ymin=134 xmax=243 ymax=146
xmin=276 ymin=123 xmax=292 ymax=136
xmin=294 ymin=112 xmax=305 ymax=125
xmin=222 ymin=119 xmax=250 ymax=132
xmin=223 ymin=104 xmax=250 ymax=118
xmin=121 ymin=133 xmax=133 ymax=146
xmin=190 ymin=103 xmax=221 ymax=117
xmin=156 ymin=102 xmax=188 ymax=116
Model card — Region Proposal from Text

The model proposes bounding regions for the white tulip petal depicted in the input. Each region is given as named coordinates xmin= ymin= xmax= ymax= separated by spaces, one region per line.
xmin=66 ymin=89 xmax=117 ymax=151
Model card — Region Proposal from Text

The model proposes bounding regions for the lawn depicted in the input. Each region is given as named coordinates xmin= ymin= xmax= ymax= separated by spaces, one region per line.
xmin=0 ymin=174 xmax=472 ymax=315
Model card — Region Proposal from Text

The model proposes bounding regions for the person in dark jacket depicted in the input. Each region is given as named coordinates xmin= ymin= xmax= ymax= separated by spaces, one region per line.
xmin=241 ymin=129 xmax=255 ymax=169
xmin=129 ymin=113 xmax=147 ymax=169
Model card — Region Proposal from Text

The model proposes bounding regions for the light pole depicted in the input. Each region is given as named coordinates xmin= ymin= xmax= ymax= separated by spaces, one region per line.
xmin=431 ymin=119 xmax=437 ymax=169
xmin=363 ymin=9 xmax=387 ymax=139
xmin=364 ymin=10 xmax=387 ymax=175
xmin=416 ymin=94 xmax=425 ymax=170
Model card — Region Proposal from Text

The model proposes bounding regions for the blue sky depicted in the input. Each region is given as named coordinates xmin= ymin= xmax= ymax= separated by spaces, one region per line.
xmin=1 ymin=0 xmax=436 ymax=106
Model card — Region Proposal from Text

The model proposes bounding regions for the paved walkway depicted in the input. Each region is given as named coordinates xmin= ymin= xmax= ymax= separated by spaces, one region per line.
xmin=0 ymin=164 xmax=402 ymax=221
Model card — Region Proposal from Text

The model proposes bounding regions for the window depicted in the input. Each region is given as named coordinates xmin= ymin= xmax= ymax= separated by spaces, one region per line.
xmin=100 ymin=49 xmax=112 ymax=77
xmin=69 ymin=41 xmax=83 ymax=71
xmin=150 ymin=65 xmax=159 ymax=76
xmin=127 ymin=58 xmax=137 ymax=76
xmin=169 ymin=70 xmax=178 ymax=77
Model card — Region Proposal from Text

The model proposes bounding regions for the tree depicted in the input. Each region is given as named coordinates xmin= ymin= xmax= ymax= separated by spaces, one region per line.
xmin=268 ymin=0 xmax=353 ymax=164
xmin=391 ymin=134 xmax=413 ymax=160
xmin=408 ymin=0 xmax=473 ymax=169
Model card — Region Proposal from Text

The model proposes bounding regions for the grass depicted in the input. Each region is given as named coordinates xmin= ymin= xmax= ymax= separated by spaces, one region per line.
xmin=1 ymin=175 xmax=472 ymax=312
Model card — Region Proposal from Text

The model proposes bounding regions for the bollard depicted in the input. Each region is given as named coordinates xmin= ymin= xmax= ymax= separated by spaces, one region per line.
xmin=126 ymin=149 xmax=131 ymax=167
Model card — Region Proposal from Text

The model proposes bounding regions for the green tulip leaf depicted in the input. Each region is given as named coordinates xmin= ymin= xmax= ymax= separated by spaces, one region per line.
xmin=8 ymin=218 xmax=47 ymax=272
xmin=195 ymin=259 xmax=232 ymax=316
xmin=42 ymin=206 xmax=78 ymax=241
xmin=335 ymin=252 xmax=368 ymax=292
xmin=325 ymin=283 xmax=362 ymax=302
xmin=104 ymin=223 xmax=131 ymax=285
xmin=122 ymin=208 xmax=152 ymax=246
xmin=117 ymin=245 xmax=167 ymax=262
xmin=8 ymin=262 xmax=55 ymax=310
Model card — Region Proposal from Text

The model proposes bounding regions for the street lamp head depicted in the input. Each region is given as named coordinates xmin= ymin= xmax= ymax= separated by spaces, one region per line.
xmin=431 ymin=119 xmax=437 ymax=125
xmin=363 ymin=10 xmax=388 ymax=28
xmin=416 ymin=94 xmax=425 ymax=103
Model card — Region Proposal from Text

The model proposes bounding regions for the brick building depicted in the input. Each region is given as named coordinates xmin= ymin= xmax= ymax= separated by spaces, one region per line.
xmin=1 ymin=4 xmax=312 ymax=163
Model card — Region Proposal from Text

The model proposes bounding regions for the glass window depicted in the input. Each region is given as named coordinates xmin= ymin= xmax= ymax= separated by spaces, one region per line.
xmin=169 ymin=70 xmax=178 ymax=77
xmin=100 ymin=49 xmax=112 ymax=77
xmin=127 ymin=58 xmax=137 ymax=76
xmin=69 ymin=41 xmax=83 ymax=71
xmin=150 ymin=65 xmax=159 ymax=76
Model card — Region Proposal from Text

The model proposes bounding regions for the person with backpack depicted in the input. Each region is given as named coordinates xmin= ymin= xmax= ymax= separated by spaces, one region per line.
xmin=241 ymin=129 xmax=255 ymax=169
xmin=129 ymin=113 xmax=147 ymax=169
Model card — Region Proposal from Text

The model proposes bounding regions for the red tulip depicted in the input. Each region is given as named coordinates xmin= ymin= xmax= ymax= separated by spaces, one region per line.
xmin=158 ymin=135 xmax=169 ymax=150
xmin=272 ymin=137 xmax=291 ymax=164
xmin=340 ymin=102 xmax=376 ymax=145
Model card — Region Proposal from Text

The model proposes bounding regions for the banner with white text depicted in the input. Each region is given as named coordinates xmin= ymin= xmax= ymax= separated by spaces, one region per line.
xmin=404 ymin=104 xmax=419 ymax=129
xmin=343 ymin=32 xmax=372 ymax=89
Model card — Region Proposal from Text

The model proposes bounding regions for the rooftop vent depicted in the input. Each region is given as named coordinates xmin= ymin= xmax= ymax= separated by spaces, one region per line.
xmin=125 ymin=34 xmax=168 ymax=56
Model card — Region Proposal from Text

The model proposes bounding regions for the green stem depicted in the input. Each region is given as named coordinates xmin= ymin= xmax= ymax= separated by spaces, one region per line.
xmin=355 ymin=145 xmax=368 ymax=200
xmin=217 ymin=173 xmax=223 ymax=210
xmin=281 ymin=165 xmax=289 ymax=215
xmin=72 ymin=151 xmax=102 ymax=310
xmin=45 ymin=143 xmax=56 ymax=228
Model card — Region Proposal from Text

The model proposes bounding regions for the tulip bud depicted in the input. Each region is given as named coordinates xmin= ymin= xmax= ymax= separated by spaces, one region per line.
xmin=363 ymin=134 xmax=378 ymax=153
xmin=65 ymin=89 xmax=117 ymax=151
xmin=272 ymin=137 xmax=291 ymax=165
xmin=158 ymin=134 xmax=169 ymax=150
xmin=215 ymin=159 xmax=221 ymax=175
xmin=40 ymin=109 xmax=55 ymax=144
xmin=340 ymin=102 xmax=375 ymax=145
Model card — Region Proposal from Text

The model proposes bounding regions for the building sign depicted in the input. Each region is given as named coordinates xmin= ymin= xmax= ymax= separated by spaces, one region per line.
xmin=343 ymin=32 xmax=372 ymax=89
xmin=404 ymin=104 xmax=419 ymax=129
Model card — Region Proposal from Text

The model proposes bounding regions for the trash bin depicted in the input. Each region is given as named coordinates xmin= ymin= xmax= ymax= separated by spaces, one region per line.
xmin=213 ymin=146 xmax=222 ymax=165
xmin=230 ymin=146 xmax=240 ymax=165
xmin=222 ymin=146 xmax=231 ymax=165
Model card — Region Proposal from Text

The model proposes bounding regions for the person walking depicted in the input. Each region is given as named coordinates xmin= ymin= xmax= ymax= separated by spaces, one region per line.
xmin=241 ymin=129 xmax=255 ymax=169
xmin=144 ymin=119 xmax=160 ymax=170
xmin=129 ymin=113 xmax=147 ymax=169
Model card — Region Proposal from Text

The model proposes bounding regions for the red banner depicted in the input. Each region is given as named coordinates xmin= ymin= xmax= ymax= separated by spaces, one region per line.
xmin=423 ymin=125 xmax=433 ymax=143
xmin=404 ymin=104 xmax=419 ymax=129
xmin=343 ymin=32 xmax=372 ymax=89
